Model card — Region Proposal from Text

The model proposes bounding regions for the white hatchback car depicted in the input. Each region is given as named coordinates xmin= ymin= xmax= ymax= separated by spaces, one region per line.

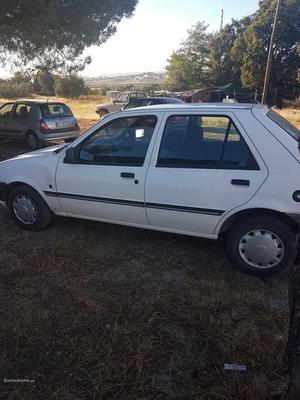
xmin=1 ymin=103 xmax=300 ymax=276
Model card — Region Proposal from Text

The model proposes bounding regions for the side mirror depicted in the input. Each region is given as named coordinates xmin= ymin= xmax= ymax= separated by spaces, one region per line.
xmin=64 ymin=147 xmax=79 ymax=164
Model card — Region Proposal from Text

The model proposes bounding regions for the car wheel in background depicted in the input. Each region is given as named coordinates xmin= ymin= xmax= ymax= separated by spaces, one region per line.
xmin=227 ymin=215 xmax=296 ymax=276
xmin=26 ymin=131 xmax=40 ymax=150
xmin=99 ymin=109 xmax=109 ymax=120
xmin=8 ymin=184 xmax=51 ymax=231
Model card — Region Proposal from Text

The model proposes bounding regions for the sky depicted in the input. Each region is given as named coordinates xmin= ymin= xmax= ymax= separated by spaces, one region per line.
xmin=0 ymin=0 xmax=259 ymax=78
xmin=81 ymin=0 xmax=259 ymax=77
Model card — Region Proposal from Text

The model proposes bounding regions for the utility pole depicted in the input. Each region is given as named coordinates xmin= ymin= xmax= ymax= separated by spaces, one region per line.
xmin=262 ymin=0 xmax=281 ymax=104
xmin=220 ymin=8 xmax=224 ymax=31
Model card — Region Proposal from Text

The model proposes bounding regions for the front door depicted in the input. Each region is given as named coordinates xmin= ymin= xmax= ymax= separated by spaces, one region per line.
xmin=0 ymin=103 xmax=14 ymax=138
xmin=54 ymin=113 xmax=160 ymax=226
xmin=145 ymin=112 xmax=268 ymax=237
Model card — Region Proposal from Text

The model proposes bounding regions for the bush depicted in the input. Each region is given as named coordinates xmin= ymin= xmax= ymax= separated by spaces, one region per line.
xmin=54 ymin=75 xmax=85 ymax=98
xmin=283 ymin=98 xmax=300 ymax=109
xmin=0 ymin=80 xmax=33 ymax=98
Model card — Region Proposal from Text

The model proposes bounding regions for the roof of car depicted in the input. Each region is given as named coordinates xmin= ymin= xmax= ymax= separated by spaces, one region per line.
xmin=16 ymin=99 xmax=65 ymax=104
xmin=129 ymin=97 xmax=182 ymax=101
xmin=121 ymin=102 xmax=267 ymax=112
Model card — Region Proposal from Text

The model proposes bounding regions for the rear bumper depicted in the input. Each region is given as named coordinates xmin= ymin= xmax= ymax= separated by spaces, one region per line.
xmin=37 ymin=128 xmax=80 ymax=142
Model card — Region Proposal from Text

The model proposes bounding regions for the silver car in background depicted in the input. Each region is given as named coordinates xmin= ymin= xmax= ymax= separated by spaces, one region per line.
xmin=0 ymin=99 xmax=80 ymax=150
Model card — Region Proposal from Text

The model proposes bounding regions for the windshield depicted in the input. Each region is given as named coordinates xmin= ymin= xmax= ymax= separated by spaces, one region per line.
xmin=268 ymin=110 xmax=300 ymax=141
xmin=162 ymin=98 xmax=184 ymax=104
xmin=40 ymin=103 xmax=73 ymax=118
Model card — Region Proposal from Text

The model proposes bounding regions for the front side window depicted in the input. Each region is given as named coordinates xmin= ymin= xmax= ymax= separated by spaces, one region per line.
xmin=157 ymin=115 xmax=258 ymax=170
xmin=14 ymin=103 xmax=32 ymax=118
xmin=0 ymin=103 xmax=13 ymax=118
xmin=78 ymin=115 xmax=157 ymax=166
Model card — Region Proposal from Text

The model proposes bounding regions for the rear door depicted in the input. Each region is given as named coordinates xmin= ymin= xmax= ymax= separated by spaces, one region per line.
xmin=8 ymin=103 xmax=33 ymax=138
xmin=145 ymin=111 xmax=268 ymax=237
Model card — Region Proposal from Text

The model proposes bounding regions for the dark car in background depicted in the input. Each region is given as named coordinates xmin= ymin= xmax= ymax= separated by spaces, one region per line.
xmin=122 ymin=97 xmax=185 ymax=110
xmin=0 ymin=100 xmax=80 ymax=150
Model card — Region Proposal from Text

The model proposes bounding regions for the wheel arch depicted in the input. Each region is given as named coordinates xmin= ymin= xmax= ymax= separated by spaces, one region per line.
xmin=218 ymin=208 xmax=299 ymax=236
xmin=98 ymin=108 xmax=109 ymax=114
xmin=3 ymin=181 xmax=47 ymax=206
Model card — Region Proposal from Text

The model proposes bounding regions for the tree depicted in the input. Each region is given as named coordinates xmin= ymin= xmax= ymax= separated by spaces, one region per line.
xmin=33 ymin=69 xmax=55 ymax=96
xmin=232 ymin=0 xmax=300 ymax=107
xmin=208 ymin=17 xmax=252 ymax=87
xmin=165 ymin=22 xmax=211 ymax=91
xmin=54 ymin=75 xmax=85 ymax=98
xmin=0 ymin=0 xmax=138 ymax=73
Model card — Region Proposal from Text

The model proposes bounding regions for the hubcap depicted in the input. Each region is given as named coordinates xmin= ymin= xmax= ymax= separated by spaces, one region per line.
xmin=13 ymin=194 xmax=38 ymax=225
xmin=239 ymin=229 xmax=284 ymax=269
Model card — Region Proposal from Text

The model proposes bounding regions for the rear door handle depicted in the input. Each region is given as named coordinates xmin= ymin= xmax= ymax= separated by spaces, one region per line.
xmin=231 ymin=179 xmax=250 ymax=186
xmin=120 ymin=172 xmax=135 ymax=179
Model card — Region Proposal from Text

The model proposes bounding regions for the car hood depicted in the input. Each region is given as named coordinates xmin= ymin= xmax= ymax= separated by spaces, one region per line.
xmin=0 ymin=144 xmax=64 ymax=164
xmin=96 ymin=103 xmax=112 ymax=109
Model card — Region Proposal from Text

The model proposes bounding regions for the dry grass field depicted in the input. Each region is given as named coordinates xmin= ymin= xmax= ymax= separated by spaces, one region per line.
xmin=0 ymin=100 xmax=299 ymax=399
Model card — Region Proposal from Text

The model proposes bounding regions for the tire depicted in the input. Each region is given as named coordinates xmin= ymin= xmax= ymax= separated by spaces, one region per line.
xmin=26 ymin=132 xmax=40 ymax=150
xmin=8 ymin=184 xmax=51 ymax=231
xmin=227 ymin=215 xmax=296 ymax=276
xmin=99 ymin=109 xmax=109 ymax=120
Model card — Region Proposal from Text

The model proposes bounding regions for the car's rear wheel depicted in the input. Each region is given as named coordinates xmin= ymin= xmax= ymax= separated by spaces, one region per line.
xmin=99 ymin=109 xmax=109 ymax=120
xmin=8 ymin=185 xmax=51 ymax=231
xmin=227 ymin=215 xmax=296 ymax=276
xmin=26 ymin=132 xmax=40 ymax=150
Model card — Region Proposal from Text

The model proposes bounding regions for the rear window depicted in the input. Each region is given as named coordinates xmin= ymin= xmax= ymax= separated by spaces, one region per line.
xmin=40 ymin=103 xmax=73 ymax=118
xmin=268 ymin=110 xmax=300 ymax=141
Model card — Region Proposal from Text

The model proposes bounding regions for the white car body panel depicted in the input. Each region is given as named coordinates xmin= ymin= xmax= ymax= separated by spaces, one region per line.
xmin=1 ymin=103 xmax=300 ymax=241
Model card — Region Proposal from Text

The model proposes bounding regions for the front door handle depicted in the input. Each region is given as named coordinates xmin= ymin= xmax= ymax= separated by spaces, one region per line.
xmin=231 ymin=179 xmax=250 ymax=186
xmin=121 ymin=172 xmax=135 ymax=179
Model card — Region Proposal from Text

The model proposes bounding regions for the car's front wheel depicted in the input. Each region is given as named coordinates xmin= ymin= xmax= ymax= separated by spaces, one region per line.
xmin=8 ymin=185 xmax=51 ymax=231
xmin=227 ymin=215 xmax=296 ymax=276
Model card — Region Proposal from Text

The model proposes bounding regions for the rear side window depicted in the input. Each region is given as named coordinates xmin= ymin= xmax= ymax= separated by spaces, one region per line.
xmin=157 ymin=115 xmax=259 ymax=170
xmin=267 ymin=110 xmax=300 ymax=141
xmin=14 ymin=103 xmax=32 ymax=118
xmin=40 ymin=103 xmax=73 ymax=118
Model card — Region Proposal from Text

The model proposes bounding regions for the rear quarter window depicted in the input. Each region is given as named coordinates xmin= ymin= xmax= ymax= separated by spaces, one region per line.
xmin=267 ymin=110 xmax=300 ymax=141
